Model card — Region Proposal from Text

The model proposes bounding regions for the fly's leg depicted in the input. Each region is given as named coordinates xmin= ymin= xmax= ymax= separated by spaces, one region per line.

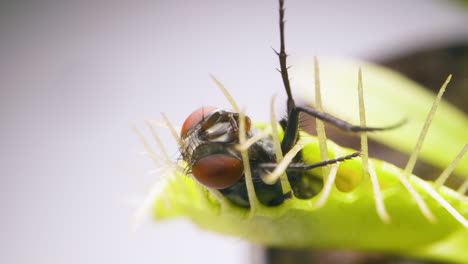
xmin=275 ymin=0 xmax=295 ymax=115
xmin=280 ymin=106 xmax=406 ymax=153
xmin=262 ymin=151 xmax=361 ymax=198
xmin=258 ymin=151 xmax=361 ymax=171
xmin=274 ymin=0 xmax=402 ymax=172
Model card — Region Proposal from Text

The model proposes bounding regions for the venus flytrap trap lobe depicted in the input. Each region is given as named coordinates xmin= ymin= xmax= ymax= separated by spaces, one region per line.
xmin=137 ymin=0 xmax=468 ymax=262
xmin=145 ymin=73 xmax=468 ymax=260
xmin=149 ymin=72 xmax=468 ymax=245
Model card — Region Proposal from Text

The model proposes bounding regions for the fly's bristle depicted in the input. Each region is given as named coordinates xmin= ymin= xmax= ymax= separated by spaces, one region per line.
xmin=434 ymin=144 xmax=468 ymax=189
xmin=270 ymin=95 xmax=291 ymax=194
xmin=358 ymin=69 xmax=389 ymax=223
xmin=403 ymin=75 xmax=452 ymax=178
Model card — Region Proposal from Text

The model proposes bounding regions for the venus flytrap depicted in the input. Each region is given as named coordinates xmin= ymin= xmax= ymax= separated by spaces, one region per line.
xmin=136 ymin=1 xmax=468 ymax=262
xmin=142 ymin=71 xmax=468 ymax=263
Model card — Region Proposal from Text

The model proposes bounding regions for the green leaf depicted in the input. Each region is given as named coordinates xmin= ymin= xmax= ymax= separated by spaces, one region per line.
xmin=145 ymin=59 xmax=468 ymax=263
xmin=153 ymin=131 xmax=468 ymax=263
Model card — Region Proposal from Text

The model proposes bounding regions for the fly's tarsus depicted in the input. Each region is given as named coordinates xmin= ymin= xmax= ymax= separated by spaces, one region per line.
xmin=280 ymin=105 xmax=405 ymax=154
xmin=259 ymin=151 xmax=361 ymax=171
xmin=296 ymin=106 xmax=407 ymax=132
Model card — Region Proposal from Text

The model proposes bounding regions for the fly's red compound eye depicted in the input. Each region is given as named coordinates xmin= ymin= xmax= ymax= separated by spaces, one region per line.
xmin=180 ymin=106 xmax=218 ymax=137
xmin=191 ymin=154 xmax=244 ymax=189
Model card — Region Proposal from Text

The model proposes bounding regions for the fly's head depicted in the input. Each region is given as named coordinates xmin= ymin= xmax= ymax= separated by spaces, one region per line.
xmin=179 ymin=106 xmax=252 ymax=189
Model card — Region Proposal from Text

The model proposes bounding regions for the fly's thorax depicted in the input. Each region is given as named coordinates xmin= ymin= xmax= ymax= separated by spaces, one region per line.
xmin=246 ymin=128 xmax=276 ymax=162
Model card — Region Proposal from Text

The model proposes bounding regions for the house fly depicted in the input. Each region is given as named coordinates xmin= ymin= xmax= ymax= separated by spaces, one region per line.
xmin=179 ymin=0 xmax=399 ymax=208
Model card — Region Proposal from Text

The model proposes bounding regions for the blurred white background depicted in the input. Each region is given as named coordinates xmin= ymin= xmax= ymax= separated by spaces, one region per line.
xmin=1 ymin=0 xmax=467 ymax=263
